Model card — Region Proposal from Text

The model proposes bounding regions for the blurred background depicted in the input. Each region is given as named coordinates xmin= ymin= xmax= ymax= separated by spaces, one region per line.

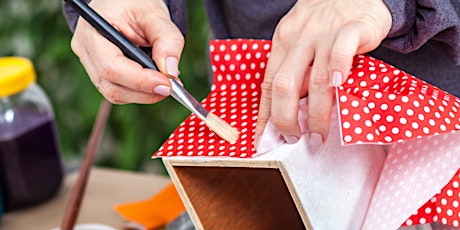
xmin=0 ymin=0 xmax=211 ymax=174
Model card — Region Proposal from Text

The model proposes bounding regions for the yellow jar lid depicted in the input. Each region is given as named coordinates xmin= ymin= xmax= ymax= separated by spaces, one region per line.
xmin=0 ymin=57 xmax=36 ymax=97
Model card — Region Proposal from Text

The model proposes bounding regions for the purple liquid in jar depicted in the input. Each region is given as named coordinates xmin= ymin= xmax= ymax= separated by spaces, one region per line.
xmin=0 ymin=110 xmax=63 ymax=211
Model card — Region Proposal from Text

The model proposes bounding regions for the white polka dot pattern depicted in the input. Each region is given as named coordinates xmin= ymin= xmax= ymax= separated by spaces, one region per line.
xmin=154 ymin=39 xmax=270 ymax=158
xmin=337 ymin=55 xmax=460 ymax=145
xmin=403 ymin=169 xmax=460 ymax=228
xmin=363 ymin=132 xmax=460 ymax=229
xmin=152 ymin=39 xmax=460 ymax=228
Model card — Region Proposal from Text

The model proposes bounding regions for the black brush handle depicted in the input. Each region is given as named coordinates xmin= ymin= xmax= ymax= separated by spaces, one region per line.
xmin=64 ymin=0 xmax=158 ymax=71
xmin=64 ymin=0 xmax=209 ymax=119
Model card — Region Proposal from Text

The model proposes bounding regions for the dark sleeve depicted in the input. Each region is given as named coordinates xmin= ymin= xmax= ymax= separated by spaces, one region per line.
xmin=381 ymin=0 xmax=460 ymax=65
xmin=61 ymin=0 xmax=92 ymax=32
xmin=164 ymin=0 xmax=187 ymax=35
xmin=61 ymin=0 xmax=187 ymax=35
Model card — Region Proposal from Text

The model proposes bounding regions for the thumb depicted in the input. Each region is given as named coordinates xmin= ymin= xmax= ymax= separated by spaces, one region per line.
xmin=329 ymin=23 xmax=361 ymax=88
xmin=142 ymin=7 xmax=185 ymax=78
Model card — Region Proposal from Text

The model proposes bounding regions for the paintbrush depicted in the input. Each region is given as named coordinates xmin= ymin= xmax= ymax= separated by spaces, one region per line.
xmin=64 ymin=0 xmax=239 ymax=144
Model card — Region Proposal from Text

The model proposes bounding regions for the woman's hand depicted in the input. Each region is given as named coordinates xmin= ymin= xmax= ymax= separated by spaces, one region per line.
xmin=255 ymin=0 xmax=392 ymax=146
xmin=70 ymin=0 xmax=184 ymax=104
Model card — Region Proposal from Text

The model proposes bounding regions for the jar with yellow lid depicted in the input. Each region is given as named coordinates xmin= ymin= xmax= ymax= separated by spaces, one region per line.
xmin=0 ymin=57 xmax=63 ymax=212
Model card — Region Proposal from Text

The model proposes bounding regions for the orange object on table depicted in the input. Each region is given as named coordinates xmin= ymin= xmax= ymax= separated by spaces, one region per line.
xmin=114 ymin=183 xmax=185 ymax=229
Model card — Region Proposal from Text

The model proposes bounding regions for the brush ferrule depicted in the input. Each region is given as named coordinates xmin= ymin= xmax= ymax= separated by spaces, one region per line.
xmin=170 ymin=79 xmax=209 ymax=120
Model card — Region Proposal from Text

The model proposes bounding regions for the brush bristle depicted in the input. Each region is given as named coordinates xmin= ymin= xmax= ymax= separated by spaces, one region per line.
xmin=205 ymin=113 xmax=240 ymax=144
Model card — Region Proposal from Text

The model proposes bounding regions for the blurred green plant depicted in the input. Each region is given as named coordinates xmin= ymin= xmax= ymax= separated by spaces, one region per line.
xmin=0 ymin=0 xmax=210 ymax=173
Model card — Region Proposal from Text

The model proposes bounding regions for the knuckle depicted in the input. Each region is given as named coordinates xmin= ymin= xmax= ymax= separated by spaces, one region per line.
xmin=358 ymin=15 xmax=380 ymax=34
xmin=340 ymin=22 xmax=360 ymax=35
xmin=169 ymin=34 xmax=185 ymax=47
xmin=330 ymin=50 xmax=351 ymax=62
xmin=132 ymin=75 xmax=146 ymax=91
xmin=309 ymin=71 xmax=329 ymax=89
xmin=260 ymin=81 xmax=273 ymax=98
xmin=256 ymin=115 xmax=270 ymax=126
xmin=271 ymin=117 xmax=295 ymax=132
xmin=273 ymin=22 xmax=291 ymax=42
xmin=153 ymin=25 xmax=184 ymax=49
xmin=163 ymin=33 xmax=184 ymax=51
xmin=98 ymin=81 xmax=123 ymax=104
xmin=108 ymin=88 xmax=121 ymax=101
xmin=272 ymin=76 xmax=294 ymax=96
xmin=98 ymin=63 xmax=115 ymax=82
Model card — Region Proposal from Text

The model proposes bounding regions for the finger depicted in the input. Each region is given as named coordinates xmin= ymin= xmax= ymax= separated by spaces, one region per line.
xmin=254 ymin=44 xmax=286 ymax=148
xmin=97 ymin=54 xmax=173 ymax=94
xmin=97 ymin=79 xmax=167 ymax=104
xmin=71 ymin=18 xmax=103 ymax=58
xmin=271 ymin=44 xmax=313 ymax=143
xmin=143 ymin=14 xmax=185 ymax=78
xmin=300 ymin=66 xmax=311 ymax=97
xmin=75 ymin=28 xmax=173 ymax=97
xmin=329 ymin=23 xmax=361 ymax=87
xmin=307 ymin=44 xmax=334 ymax=144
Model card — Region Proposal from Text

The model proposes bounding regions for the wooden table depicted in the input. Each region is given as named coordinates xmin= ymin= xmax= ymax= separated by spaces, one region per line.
xmin=0 ymin=167 xmax=171 ymax=229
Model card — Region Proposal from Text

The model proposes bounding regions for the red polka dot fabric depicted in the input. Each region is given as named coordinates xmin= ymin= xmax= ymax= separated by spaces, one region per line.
xmin=153 ymin=39 xmax=460 ymax=228
xmin=363 ymin=131 xmax=460 ymax=229
xmin=404 ymin=169 xmax=460 ymax=228
xmin=337 ymin=55 xmax=460 ymax=144
xmin=337 ymin=55 xmax=460 ymax=145
xmin=154 ymin=39 xmax=271 ymax=158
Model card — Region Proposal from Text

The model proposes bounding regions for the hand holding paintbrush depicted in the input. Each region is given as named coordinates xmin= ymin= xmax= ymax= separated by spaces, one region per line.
xmin=64 ymin=0 xmax=239 ymax=144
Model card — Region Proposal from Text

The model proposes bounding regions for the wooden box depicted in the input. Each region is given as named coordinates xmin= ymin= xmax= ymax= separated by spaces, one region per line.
xmin=163 ymin=134 xmax=386 ymax=230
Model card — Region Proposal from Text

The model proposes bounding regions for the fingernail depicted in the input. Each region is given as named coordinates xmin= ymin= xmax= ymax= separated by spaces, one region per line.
xmin=165 ymin=56 xmax=179 ymax=77
xmin=284 ymin=135 xmax=299 ymax=144
xmin=332 ymin=71 xmax=342 ymax=87
xmin=153 ymin=85 xmax=171 ymax=96
xmin=309 ymin=132 xmax=323 ymax=146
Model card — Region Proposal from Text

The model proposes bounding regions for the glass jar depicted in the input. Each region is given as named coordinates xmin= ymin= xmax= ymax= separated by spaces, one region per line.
xmin=0 ymin=57 xmax=63 ymax=211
